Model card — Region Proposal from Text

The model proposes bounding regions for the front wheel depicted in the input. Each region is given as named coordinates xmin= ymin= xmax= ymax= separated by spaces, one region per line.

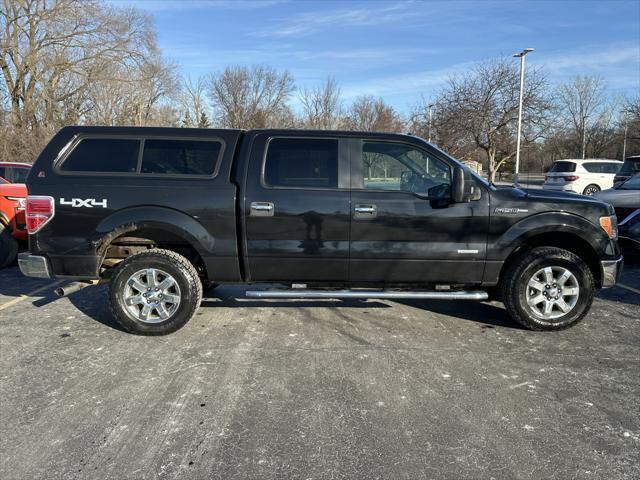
xmin=501 ymin=247 xmax=595 ymax=331
xmin=108 ymin=249 xmax=203 ymax=335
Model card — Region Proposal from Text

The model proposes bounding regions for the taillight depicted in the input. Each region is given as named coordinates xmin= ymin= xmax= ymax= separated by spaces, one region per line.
xmin=563 ymin=175 xmax=579 ymax=182
xmin=26 ymin=196 xmax=55 ymax=234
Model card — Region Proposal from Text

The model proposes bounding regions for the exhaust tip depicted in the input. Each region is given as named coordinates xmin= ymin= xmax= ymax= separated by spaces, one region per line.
xmin=54 ymin=280 xmax=98 ymax=298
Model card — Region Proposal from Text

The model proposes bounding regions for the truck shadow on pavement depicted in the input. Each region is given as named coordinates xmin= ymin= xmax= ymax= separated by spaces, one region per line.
xmin=38 ymin=263 xmax=638 ymax=334
xmin=58 ymin=283 xmax=637 ymax=335
xmin=59 ymin=283 xmax=523 ymax=333
xmin=395 ymin=298 xmax=522 ymax=329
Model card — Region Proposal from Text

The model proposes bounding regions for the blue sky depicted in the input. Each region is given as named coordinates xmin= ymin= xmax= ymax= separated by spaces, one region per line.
xmin=119 ymin=0 xmax=639 ymax=113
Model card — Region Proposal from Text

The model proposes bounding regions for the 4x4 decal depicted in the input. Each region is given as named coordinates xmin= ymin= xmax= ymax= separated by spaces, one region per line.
xmin=60 ymin=198 xmax=108 ymax=208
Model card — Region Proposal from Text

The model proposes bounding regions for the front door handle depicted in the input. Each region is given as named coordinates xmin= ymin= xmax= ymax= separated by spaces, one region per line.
xmin=354 ymin=204 xmax=377 ymax=219
xmin=250 ymin=201 xmax=274 ymax=217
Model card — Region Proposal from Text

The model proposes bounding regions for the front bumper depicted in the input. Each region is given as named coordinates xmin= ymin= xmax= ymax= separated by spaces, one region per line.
xmin=601 ymin=257 xmax=623 ymax=287
xmin=18 ymin=253 xmax=52 ymax=279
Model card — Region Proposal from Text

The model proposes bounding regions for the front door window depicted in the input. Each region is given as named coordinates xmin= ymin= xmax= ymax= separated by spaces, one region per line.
xmin=361 ymin=141 xmax=451 ymax=198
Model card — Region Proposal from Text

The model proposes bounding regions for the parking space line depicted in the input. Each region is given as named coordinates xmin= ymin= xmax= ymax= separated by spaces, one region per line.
xmin=617 ymin=283 xmax=640 ymax=295
xmin=0 ymin=280 xmax=65 ymax=312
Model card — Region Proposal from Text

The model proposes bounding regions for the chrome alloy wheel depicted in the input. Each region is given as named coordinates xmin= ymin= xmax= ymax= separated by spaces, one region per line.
xmin=122 ymin=268 xmax=181 ymax=323
xmin=526 ymin=266 xmax=580 ymax=320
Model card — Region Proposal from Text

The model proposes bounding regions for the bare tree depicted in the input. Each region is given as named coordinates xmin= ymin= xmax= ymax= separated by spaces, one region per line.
xmin=0 ymin=0 xmax=175 ymax=161
xmin=181 ymin=76 xmax=209 ymax=127
xmin=556 ymin=75 xmax=609 ymax=158
xmin=434 ymin=58 xmax=550 ymax=182
xmin=207 ymin=65 xmax=295 ymax=128
xmin=623 ymin=95 xmax=640 ymax=157
xmin=1 ymin=0 xmax=156 ymax=128
xmin=342 ymin=95 xmax=404 ymax=132
xmin=299 ymin=76 xmax=342 ymax=129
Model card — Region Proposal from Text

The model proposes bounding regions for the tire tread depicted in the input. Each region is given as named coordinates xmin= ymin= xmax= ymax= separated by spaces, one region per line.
xmin=501 ymin=246 xmax=595 ymax=331
xmin=108 ymin=248 xmax=202 ymax=335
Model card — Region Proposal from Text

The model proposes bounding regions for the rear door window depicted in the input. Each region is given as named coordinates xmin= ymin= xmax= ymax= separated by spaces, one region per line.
xmin=582 ymin=163 xmax=603 ymax=173
xmin=601 ymin=163 xmax=621 ymax=174
xmin=61 ymin=138 xmax=140 ymax=173
xmin=141 ymin=139 xmax=222 ymax=176
xmin=549 ymin=161 xmax=576 ymax=173
xmin=264 ymin=138 xmax=339 ymax=189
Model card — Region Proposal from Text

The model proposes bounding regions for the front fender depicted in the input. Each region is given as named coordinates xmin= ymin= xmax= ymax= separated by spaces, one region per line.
xmin=94 ymin=206 xmax=215 ymax=258
xmin=490 ymin=211 xmax=613 ymax=261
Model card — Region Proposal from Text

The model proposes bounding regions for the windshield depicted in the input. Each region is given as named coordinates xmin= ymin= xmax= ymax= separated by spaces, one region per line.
xmin=549 ymin=161 xmax=576 ymax=172
xmin=619 ymin=159 xmax=640 ymax=175
xmin=619 ymin=175 xmax=640 ymax=190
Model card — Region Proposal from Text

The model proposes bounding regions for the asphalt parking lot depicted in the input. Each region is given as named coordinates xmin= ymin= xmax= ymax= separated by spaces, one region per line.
xmin=1 ymin=262 xmax=639 ymax=480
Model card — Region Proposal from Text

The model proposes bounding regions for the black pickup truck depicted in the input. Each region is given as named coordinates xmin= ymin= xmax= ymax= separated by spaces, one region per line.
xmin=19 ymin=126 xmax=623 ymax=335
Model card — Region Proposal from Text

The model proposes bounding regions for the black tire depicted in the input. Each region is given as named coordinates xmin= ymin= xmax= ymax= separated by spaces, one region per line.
xmin=582 ymin=184 xmax=600 ymax=195
xmin=501 ymin=247 xmax=595 ymax=331
xmin=0 ymin=223 xmax=18 ymax=269
xmin=108 ymin=249 xmax=202 ymax=335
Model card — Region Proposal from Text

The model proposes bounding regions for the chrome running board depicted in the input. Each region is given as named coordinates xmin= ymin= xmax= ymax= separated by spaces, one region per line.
xmin=245 ymin=289 xmax=488 ymax=300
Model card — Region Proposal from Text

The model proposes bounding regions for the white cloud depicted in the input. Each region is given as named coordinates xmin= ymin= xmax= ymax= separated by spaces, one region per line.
xmin=340 ymin=43 xmax=640 ymax=103
xmin=165 ymin=44 xmax=441 ymax=76
xmin=107 ymin=0 xmax=287 ymax=12
xmin=542 ymin=45 xmax=639 ymax=71
xmin=254 ymin=1 xmax=421 ymax=37
xmin=539 ymin=44 xmax=640 ymax=89
xmin=340 ymin=62 xmax=471 ymax=100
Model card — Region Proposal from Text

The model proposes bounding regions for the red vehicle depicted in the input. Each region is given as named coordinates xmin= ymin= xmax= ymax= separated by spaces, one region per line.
xmin=0 ymin=176 xmax=28 ymax=268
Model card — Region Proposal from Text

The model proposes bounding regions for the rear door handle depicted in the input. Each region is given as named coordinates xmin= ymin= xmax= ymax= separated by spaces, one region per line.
xmin=250 ymin=201 xmax=274 ymax=217
xmin=354 ymin=204 xmax=377 ymax=219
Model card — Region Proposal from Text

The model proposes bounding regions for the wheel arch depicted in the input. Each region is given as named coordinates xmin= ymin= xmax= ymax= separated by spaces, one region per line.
xmin=93 ymin=206 xmax=214 ymax=278
xmin=493 ymin=213 xmax=611 ymax=289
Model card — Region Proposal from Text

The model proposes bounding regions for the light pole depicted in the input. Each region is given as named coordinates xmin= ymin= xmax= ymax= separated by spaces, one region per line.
xmin=622 ymin=109 xmax=631 ymax=161
xmin=513 ymin=47 xmax=534 ymax=187
xmin=427 ymin=103 xmax=434 ymax=143
xmin=581 ymin=114 xmax=589 ymax=159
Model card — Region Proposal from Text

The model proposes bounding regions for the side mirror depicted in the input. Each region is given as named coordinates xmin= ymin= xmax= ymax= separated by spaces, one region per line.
xmin=453 ymin=166 xmax=465 ymax=203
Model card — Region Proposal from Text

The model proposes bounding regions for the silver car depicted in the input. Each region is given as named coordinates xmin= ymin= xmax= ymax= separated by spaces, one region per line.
xmin=594 ymin=174 xmax=640 ymax=251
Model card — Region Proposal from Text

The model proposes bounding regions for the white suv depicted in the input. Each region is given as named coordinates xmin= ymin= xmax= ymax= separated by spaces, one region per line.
xmin=543 ymin=159 xmax=623 ymax=195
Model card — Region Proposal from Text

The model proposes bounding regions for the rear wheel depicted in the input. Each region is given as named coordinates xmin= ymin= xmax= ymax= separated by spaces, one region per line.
xmin=582 ymin=184 xmax=600 ymax=195
xmin=108 ymin=249 xmax=202 ymax=335
xmin=501 ymin=247 xmax=595 ymax=330
xmin=0 ymin=223 xmax=18 ymax=269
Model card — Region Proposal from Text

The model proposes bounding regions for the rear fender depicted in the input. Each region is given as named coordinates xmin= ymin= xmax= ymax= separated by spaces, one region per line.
xmin=94 ymin=206 xmax=214 ymax=259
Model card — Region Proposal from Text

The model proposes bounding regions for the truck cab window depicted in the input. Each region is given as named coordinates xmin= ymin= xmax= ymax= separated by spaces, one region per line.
xmin=361 ymin=142 xmax=451 ymax=197
xmin=141 ymin=139 xmax=222 ymax=176
xmin=12 ymin=168 xmax=29 ymax=183
xmin=264 ymin=138 xmax=338 ymax=189
xmin=60 ymin=138 xmax=140 ymax=173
